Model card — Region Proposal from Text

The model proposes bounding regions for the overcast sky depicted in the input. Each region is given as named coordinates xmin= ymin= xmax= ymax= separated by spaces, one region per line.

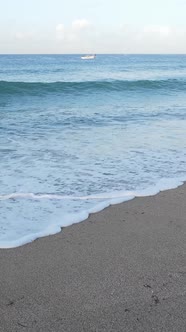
xmin=1 ymin=0 xmax=186 ymax=54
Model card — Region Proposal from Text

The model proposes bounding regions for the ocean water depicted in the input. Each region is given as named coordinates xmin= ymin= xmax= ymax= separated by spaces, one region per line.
xmin=0 ymin=54 xmax=186 ymax=248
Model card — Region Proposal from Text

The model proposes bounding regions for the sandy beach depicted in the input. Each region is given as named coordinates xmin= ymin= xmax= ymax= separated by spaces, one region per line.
xmin=0 ymin=184 xmax=186 ymax=331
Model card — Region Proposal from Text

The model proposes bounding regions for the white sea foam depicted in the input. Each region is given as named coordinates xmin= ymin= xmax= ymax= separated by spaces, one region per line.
xmin=0 ymin=177 xmax=184 ymax=202
xmin=0 ymin=177 xmax=185 ymax=249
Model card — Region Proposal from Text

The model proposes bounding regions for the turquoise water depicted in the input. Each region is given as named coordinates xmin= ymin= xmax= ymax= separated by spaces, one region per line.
xmin=0 ymin=54 xmax=186 ymax=248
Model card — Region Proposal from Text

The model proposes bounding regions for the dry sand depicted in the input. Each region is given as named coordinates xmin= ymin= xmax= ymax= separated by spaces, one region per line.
xmin=0 ymin=184 xmax=186 ymax=331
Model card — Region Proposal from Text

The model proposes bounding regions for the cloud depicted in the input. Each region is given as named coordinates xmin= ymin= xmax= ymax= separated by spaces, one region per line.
xmin=15 ymin=32 xmax=25 ymax=40
xmin=116 ymin=24 xmax=186 ymax=53
xmin=56 ymin=23 xmax=65 ymax=40
xmin=55 ymin=19 xmax=92 ymax=44
xmin=14 ymin=32 xmax=34 ymax=40
xmin=143 ymin=25 xmax=171 ymax=37
xmin=72 ymin=19 xmax=91 ymax=31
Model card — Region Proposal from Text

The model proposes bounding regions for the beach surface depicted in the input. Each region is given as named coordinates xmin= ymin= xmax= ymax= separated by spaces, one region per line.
xmin=0 ymin=184 xmax=186 ymax=332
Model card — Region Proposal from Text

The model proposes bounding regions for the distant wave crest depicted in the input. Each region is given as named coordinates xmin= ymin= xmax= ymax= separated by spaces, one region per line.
xmin=0 ymin=78 xmax=185 ymax=96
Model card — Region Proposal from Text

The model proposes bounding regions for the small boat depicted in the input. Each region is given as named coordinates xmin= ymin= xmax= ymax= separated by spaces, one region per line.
xmin=81 ymin=54 xmax=96 ymax=60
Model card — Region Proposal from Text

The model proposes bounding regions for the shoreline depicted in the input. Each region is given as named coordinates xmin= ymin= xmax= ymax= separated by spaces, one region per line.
xmin=0 ymin=177 xmax=185 ymax=249
xmin=0 ymin=183 xmax=186 ymax=331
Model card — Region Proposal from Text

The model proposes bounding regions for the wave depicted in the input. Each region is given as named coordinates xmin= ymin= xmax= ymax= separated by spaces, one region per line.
xmin=0 ymin=78 xmax=185 ymax=96
xmin=0 ymin=191 xmax=140 ymax=201
xmin=0 ymin=177 xmax=184 ymax=202
xmin=0 ymin=177 xmax=185 ymax=248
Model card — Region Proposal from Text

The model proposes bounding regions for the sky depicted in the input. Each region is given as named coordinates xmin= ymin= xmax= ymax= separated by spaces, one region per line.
xmin=0 ymin=0 xmax=186 ymax=54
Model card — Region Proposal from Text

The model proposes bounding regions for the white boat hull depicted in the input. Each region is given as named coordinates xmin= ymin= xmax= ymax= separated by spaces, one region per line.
xmin=81 ymin=55 xmax=96 ymax=60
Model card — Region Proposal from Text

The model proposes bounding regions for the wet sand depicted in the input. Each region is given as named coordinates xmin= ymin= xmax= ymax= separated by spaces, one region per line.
xmin=0 ymin=184 xmax=186 ymax=331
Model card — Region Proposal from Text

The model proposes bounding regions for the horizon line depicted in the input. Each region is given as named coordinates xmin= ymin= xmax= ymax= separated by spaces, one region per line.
xmin=0 ymin=53 xmax=186 ymax=56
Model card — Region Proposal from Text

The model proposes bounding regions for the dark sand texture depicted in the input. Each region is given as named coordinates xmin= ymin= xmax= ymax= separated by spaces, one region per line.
xmin=0 ymin=184 xmax=186 ymax=331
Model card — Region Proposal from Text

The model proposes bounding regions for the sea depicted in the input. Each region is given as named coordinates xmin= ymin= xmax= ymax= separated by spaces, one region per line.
xmin=0 ymin=54 xmax=186 ymax=248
